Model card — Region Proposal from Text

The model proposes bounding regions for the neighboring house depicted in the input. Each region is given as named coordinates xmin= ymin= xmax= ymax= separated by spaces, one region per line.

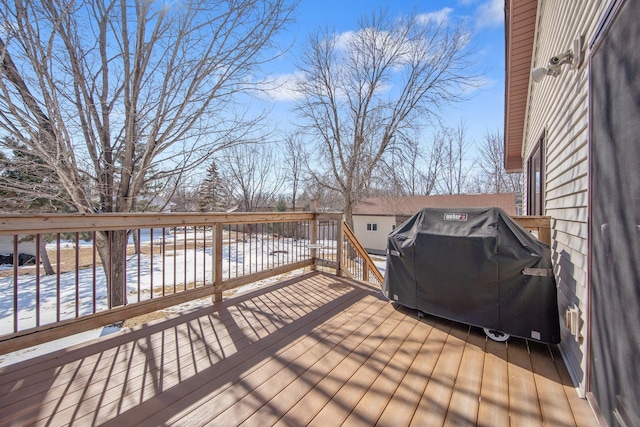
xmin=505 ymin=1 xmax=639 ymax=424
xmin=352 ymin=193 xmax=517 ymax=255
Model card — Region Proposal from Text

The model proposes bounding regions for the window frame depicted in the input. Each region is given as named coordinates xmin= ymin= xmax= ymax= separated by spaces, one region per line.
xmin=527 ymin=133 xmax=545 ymax=215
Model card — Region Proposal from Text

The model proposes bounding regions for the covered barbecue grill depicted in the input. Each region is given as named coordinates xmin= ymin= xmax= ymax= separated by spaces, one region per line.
xmin=382 ymin=207 xmax=560 ymax=344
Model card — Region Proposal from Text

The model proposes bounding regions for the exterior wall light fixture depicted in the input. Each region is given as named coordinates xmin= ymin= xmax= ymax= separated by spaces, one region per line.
xmin=531 ymin=36 xmax=584 ymax=83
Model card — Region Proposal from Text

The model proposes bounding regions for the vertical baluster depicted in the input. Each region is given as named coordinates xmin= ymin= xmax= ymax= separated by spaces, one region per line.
xmin=249 ymin=223 xmax=253 ymax=275
xmin=203 ymin=225 xmax=207 ymax=287
xmin=35 ymin=234 xmax=41 ymax=326
xmin=173 ymin=227 xmax=177 ymax=294
xmin=137 ymin=229 xmax=141 ymax=302
xmin=162 ymin=227 xmax=166 ymax=295
xmin=193 ymin=225 xmax=197 ymax=287
xmin=92 ymin=231 xmax=97 ymax=313
xmin=75 ymin=232 xmax=80 ymax=317
xmin=150 ymin=228 xmax=154 ymax=298
xmin=12 ymin=236 xmax=18 ymax=332
xmin=183 ymin=226 xmax=188 ymax=290
xmin=56 ymin=233 xmax=61 ymax=321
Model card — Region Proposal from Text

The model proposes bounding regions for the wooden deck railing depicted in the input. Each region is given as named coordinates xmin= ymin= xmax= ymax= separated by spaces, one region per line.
xmin=0 ymin=212 xmax=550 ymax=355
xmin=341 ymin=222 xmax=385 ymax=285
xmin=0 ymin=212 xmax=366 ymax=355
xmin=512 ymin=216 xmax=552 ymax=245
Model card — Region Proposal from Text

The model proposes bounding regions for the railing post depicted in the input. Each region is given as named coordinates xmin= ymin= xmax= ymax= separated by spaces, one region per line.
xmin=310 ymin=198 xmax=318 ymax=272
xmin=362 ymin=249 xmax=369 ymax=282
xmin=336 ymin=218 xmax=343 ymax=277
xmin=213 ymin=222 xmax=223 ymax=303
xmin=539 ymin=220 xmax=551 ymax=246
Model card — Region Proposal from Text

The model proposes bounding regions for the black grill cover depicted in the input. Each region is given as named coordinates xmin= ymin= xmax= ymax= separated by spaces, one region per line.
xmin=382 ymin=207 xmax=560 ymax=344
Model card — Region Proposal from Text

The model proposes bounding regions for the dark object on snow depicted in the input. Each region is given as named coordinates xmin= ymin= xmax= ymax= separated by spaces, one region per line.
xmin=0 ymin=253 xmax=37 ymax=266
xmin=382 ymin=207 xmax=560 ymax=344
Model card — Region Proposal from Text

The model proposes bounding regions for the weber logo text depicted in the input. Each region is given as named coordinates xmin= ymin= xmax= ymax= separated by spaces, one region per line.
xmin=443 ymin=213 xmax=468 ymax=221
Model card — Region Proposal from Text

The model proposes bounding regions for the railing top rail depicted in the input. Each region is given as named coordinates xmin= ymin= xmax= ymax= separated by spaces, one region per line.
xmin=0 ymin=212 xmax=316 ymax=235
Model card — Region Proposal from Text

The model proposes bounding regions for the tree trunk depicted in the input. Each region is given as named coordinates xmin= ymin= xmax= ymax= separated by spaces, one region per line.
xmin=342 ymin=194 xmax=359 ymax=261
xmin=39 ymin=234 xmax=55 ymax=275
xmin=132 ymin=230 xmax=140 ymax=255
xmin=95 ymin=230 xmax=128 ymax=307
xmin=343 ymin=193 xmax=355 ymax=230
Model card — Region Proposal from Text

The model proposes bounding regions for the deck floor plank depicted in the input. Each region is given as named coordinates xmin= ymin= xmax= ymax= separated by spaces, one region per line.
xmin=1 ymin=277 xmax=335 ymax=423
xmin=529 ymin=341 xmax=577 ymax=426
xmin=508 ymin=339 xmax=543 ymax=427
xmin=98 ymin=275 xmax=369 ymax=427
xmin=551 ymin=346 xmax=600 ymax=427
xmin=341 ymin=310 xmax=435 ymax=426
xmin=222 ymin=296 xmax=389 ymax=427
xmin=0 ymin=273 xmax=599 ymax=427
xmin=37 ymin=277 xmax=351 ymax=427
xmin=178 ymin=294 xmax=386 ymax=426
xmin=443 ymin=327 xmax=487 ymax=427
xmin=464 ymin=328 xmax=509 ymax=427
xmin=277 ymin=301 xmax=406 ymax=426
xmin=305 ymin=310 xmax=420 ymax=426
xmin=409 ymin=321 xmax=469 ymax=426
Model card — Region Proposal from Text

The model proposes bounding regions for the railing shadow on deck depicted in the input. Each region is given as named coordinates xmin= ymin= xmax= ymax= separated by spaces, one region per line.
xmin=0 ymin=273 xmax=374 ymax=426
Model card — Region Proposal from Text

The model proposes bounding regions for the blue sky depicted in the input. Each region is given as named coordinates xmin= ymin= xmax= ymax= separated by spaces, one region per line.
xmin=261 ymin=0 xmax=505 ymax=146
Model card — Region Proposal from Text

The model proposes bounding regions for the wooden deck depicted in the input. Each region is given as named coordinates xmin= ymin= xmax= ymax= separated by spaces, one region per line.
xmin=0 ymin=273 xmax=598 ymax=426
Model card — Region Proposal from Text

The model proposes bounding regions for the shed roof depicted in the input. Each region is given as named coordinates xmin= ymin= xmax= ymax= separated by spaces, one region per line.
xmin=353 ymin=193 xmax=518 ymax=217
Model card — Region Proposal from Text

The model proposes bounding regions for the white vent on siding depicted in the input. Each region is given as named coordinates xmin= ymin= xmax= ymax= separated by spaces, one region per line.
xmin=564 ymin=304 xmax=582 ymax=342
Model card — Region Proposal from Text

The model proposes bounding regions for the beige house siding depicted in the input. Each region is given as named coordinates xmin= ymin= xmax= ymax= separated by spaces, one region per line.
xmin=522 ymin=0 xmax=608 ymax=394
xmin=352 ymin=215 xmax=395 ymax=254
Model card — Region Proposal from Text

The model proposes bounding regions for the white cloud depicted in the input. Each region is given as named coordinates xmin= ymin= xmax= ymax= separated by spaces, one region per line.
xmin=475 ymin=0 xmax=503 ymax=29
xmin=416 ymin=8 xmax=454 ymax=25
xmin=335 ymin=30 xmax=356 ymax=51
xmin=259 ymin=72 xmax=303 ymax=102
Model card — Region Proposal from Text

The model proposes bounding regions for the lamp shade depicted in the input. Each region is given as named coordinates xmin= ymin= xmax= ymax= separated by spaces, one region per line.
xmin=531 ymin=67 xmax=548 ymax=83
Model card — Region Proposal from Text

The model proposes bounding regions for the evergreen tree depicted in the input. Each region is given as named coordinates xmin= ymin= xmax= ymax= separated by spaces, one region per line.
xmin=275 ymin=197 xmax=287 ymax=212
xmin=198 ymin=160 xmax=227 ymax=212
xmin=0 ymin=139 xmax=69 ymax=274
xmin=0 ymin=138 xmax=71 ymax=213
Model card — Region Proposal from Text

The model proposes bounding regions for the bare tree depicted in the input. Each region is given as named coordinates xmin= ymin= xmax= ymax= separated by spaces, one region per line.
xmin=438 ymin=122 xmax=473 ymax=194
xmin=170 ymin=184 xmax=201 ymax=213
xmin=375 ymin=132 xmax=444 ymax=196
xmin=295 ymin=9 xmax=480 ymax=226
xmin=219 ymin=143 xmax=285 ymax=213
xmin=0 ymin=0 xmax=296 ymax=305
xmin=477 ymin=129 xmax=523 ymax=194
xmin=282 ymin=132 xmax=307 ymax=211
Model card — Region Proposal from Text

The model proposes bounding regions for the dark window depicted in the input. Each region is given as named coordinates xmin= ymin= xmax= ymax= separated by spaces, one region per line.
xmin=366 ymin=223 xmax=378 ymax=231
xmin=527 ymin=135 xmax=545 ymax=215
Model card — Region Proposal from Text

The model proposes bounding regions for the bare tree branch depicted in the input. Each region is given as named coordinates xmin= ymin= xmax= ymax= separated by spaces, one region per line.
xmin=219 ymin=142 xmax=285 ymax=212
xmin=294 ymin=9 xmax=481 ymax=225
xmin=476 ymin=129 xmax=523 ymax=196
xmin=0 ymin=0 xmax=296 ymax=304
